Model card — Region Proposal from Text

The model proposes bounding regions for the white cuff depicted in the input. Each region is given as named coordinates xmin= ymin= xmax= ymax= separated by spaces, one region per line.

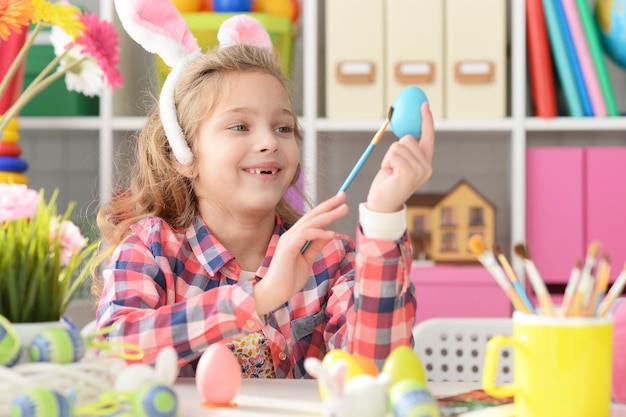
xmin=359 ymin=203 xmax=407 ymax=240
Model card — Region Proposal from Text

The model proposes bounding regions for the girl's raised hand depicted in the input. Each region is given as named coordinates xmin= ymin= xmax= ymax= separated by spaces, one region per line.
xmin=254 ymin=193 xmax=349 ymax=315
xmin=365 ymin=102 xmax=435 ymax=213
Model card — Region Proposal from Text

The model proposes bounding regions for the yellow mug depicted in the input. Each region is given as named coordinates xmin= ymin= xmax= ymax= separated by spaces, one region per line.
xmin=482 ymin=312 xmax=613 ymax=417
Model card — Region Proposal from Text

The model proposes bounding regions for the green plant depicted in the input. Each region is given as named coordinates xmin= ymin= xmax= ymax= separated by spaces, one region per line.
xmin=0 ymin=184 xmax=100 ymax=323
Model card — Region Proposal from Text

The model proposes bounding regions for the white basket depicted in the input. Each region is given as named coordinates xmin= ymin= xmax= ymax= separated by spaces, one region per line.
xmin=412 ymin=317 xmax=514 ymax=384
xmin=0 ymin=354 xmax=127 ymax=416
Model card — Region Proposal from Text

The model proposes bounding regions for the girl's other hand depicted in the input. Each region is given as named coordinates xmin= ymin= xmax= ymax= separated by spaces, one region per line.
xmin=366 ymin=102 xmax=435 ymax=213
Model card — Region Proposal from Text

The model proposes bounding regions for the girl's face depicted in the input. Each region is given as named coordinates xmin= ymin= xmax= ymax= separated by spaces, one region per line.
xmin=192 ymin=71 xmax=300 ymax=217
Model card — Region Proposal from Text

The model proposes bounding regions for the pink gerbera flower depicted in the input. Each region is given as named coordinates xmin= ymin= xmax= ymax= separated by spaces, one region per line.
xmin=74 ymin=11 xmax=123 ymax=90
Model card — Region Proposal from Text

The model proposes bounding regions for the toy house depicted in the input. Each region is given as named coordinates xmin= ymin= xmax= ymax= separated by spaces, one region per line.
xmin=406 ymin=180 xmax=496 ymax=263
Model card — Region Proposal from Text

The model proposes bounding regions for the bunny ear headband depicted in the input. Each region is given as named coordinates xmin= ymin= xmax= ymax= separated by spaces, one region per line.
xmin=113 ymin=0 xmax=273 ymax=165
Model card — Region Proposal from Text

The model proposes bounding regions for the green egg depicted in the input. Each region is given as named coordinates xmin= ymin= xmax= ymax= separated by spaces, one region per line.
xmin=10 ymin=387 xmax=71 ymax=417
xmin=29 ymin=327 xmax=85 ymax=364
xmin=389 ymin=379 xmax=441 ymax=417
xmin=132 ymin=382 xmax=178 ymax=417
xmin=0 ymin=315 xmax=21 ymax=366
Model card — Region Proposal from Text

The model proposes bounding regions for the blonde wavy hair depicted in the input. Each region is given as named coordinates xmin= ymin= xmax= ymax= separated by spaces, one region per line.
xmin=92 ymin=45 xmax=306 ymax=294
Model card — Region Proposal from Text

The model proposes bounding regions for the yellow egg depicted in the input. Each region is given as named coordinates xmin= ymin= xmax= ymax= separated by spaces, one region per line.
xmin=381 ymin=345 xmax=427 ymax=386
xmin=318 ymin=349 xmax=364 ymax=400
xmin=253 ymin=0 xmax=295 ymax=20
xmin=170 ymin=0 xmax=201 ymax=13
xmin=353 ymin=354 xmax=379 ymax=377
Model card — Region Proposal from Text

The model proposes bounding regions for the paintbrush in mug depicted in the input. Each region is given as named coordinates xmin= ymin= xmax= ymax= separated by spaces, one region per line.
xmin=469 ymin=236 xmax=530 ymax=313
xmin=493 ymin=243 xmax=535 ymax=313
xmin=587 ymin=254 xmax=610 ymax=316
xmin=565 ymin=241 xmax=601 ymax=316
xmin=597 ymin=261 xmax=626 ymax=317
xmin=301 ymin=107 xmax=394 ymax=253
xmin=514 ymin=243 xmax=555 ymax=316
xmin=559 ymin=259 xmax=582 ymax=317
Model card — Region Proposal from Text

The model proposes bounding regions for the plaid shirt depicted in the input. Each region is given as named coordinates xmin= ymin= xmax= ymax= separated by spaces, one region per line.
xmin=97 ymin=214 xmax=416 ymax=378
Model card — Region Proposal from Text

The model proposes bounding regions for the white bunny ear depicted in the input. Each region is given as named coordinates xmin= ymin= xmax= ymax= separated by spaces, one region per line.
xmin=305 ymin=357 xmax=341 ymax=397
xmin=328 ymin=360 xmax=347 ymax=397
xmin=113 ymin=0 xmax=201 ymax=67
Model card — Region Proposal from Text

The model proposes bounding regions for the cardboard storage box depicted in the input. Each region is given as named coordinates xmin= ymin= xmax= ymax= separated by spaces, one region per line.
xmin=325 ymin=0 xmax=385 ymax=119
xmin=155 ymin=12 xmax=294 ymax=89
xmin=445 ymin=0 xmax=507 ymax=119
xmin=386 ymin=0 xmax=444 ymax=119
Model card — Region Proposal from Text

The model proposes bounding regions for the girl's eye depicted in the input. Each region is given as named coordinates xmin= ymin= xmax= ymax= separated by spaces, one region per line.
xmin=276 ymin=125 xmax=294 ymax=134
xmin=230 ymin=124 xmax=247 ymax=132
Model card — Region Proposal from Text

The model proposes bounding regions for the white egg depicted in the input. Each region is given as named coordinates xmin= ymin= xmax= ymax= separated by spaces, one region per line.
xmin=155 ymin=347 xmax=179 ymax=386
xmin=114 ymin=363 xmax=157 ymax=393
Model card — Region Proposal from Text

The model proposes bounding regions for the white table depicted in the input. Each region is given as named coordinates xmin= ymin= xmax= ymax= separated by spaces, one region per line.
xmin=173 ymin=378 xmax=626 ymax=417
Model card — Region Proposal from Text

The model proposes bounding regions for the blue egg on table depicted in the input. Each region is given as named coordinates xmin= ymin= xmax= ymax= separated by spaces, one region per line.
xmin=389 ymin=86 xmax=429 ymax=139
xmin=132 ymin=382 xmax=178 ymax=417
xmin=29 ymin=327 xmax=85 ymax=364
xmin=0 ymin=315 xmax=22 ymax=366
xmin=10 ymin=387 xmax=71 ymax=417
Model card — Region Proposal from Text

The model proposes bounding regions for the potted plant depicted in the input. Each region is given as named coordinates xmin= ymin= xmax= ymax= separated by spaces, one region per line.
xmin=0 ymin=184 xmax=100 ymax=324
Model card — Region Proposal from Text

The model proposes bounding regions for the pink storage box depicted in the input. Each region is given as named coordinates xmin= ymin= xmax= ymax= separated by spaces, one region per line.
xmin=410 ymin=264 xmax=511 ymax=324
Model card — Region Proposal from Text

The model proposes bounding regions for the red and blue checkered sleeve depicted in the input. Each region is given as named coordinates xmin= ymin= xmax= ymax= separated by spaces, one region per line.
xmin=325 ymin=228 xmax=416 ymax=367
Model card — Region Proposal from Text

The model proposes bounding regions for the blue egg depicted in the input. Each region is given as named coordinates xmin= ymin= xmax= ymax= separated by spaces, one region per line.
xmin=389 ymin=86 xmax=429 ymax=139
xmin=29 ymin=327 xmax=85 ymax=364
xmin=10 ymin=387 xmax=71 ymax=417
xmin=132 ymin=382 xmax=178 ymax=417
xmin=0 ymin=315 xmax=21 ymax=366
xmin=213 ymin=0 xmax=252 ymax=12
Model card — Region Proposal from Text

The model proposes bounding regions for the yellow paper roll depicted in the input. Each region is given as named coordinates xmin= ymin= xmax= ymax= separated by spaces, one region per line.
xmin=0 ymin=171 xmax=28 ymax=184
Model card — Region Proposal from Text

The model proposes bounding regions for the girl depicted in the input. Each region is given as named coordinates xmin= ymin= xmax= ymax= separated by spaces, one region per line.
xmin=95 ymin=7 xmax=435 ymax=378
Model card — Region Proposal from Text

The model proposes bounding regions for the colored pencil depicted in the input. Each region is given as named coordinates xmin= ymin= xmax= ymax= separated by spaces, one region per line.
xmin=514 ymin=244 xmax=555 ymax=316
xmin=597 ymin=262 xmax=626 ymax=317
xmin=493 ymin=244 xmax=535 ymax=313
xmin=469 ymin=236 xmax=527 ymax=313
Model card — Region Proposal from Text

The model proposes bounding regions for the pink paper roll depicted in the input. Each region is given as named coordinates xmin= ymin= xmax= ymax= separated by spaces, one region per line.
xmin=0 ymin=30 xmax=27 ymax=115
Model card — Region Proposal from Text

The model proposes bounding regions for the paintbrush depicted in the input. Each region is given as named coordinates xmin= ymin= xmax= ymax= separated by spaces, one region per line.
xmin=337 ymin=106 xmax=394 ymax=193
xmin=559 ymin=259 xmax=582 ymax=317
xmin=587 ymin=254 xmax=610 ymax=316
xmin=469 ymin=236 xmax=526 ymax=313
xmin=493 ymin=244 xmax=535 ymax=313
xmin=566 ymin=241 xmax=601 ymax=316
xmin=597 ymin=261 xmax=626 ymax=317
xmin=514 ymin=243 xmax=555 ymax=316
xmin=301 ymin=107 xmax=394 ymax=253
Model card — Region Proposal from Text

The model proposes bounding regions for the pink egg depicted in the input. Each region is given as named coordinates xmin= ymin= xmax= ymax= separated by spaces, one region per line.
xmin=195 ymin=343 xmax=242 ymax=405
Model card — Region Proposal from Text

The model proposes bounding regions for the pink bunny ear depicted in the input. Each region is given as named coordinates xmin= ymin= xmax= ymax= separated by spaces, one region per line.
xmin=217 ymin=15 xmax=273 ymax=51
xmin=113 ymin=0 xmax=200 ymax=67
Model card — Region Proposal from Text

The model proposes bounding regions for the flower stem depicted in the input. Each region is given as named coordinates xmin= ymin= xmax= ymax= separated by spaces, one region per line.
xmin=24 ymin=45 xmax=72 ymax=98
xmin=0 ymin=55 xmax=88 ymax=139
xmin=0 ymin=23 xmax=43 ymax=115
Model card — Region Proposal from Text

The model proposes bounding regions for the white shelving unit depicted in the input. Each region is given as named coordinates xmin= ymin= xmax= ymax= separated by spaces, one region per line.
xmin=17 ymin=0 xmax=626 ymax=270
